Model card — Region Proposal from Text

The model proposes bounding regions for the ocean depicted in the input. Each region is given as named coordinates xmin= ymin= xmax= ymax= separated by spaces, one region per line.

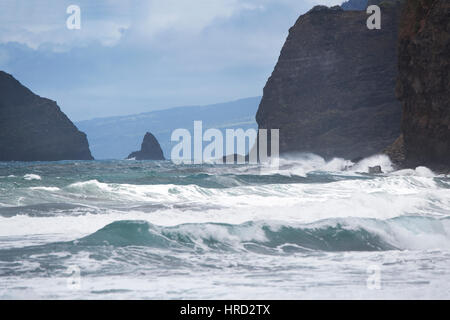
xmin=0 ymin=154 xmax=449 ymax=299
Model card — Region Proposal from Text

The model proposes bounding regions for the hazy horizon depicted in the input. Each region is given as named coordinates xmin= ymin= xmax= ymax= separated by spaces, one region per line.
xmin=75 ymin=95 xmax=261 ymax=122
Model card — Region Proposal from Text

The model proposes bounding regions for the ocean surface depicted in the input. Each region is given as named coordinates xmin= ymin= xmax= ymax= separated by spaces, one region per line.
xmin=0 ymin=154 xmax=449 ymax=299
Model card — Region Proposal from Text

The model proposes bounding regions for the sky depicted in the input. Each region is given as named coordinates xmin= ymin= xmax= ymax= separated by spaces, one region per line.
xmin=0 ymin=0 xmax=342 ymax=121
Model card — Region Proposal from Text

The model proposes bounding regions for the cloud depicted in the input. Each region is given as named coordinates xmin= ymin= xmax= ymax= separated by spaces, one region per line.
xmin=137 ymin=0 xmax=264 ymax=37
xmin=0 ymin=0 xmax=348 ymax=121
xmin=0 ymin=23 xmax=128 ymax=52
xmin=0 ymin=0 xmax=260 ymax=50
xmin=0 ymin=0 xmax=343 ymax=51
xmin=0 ymin=0 xmax=130 ymax=50
xmin=0 ymin=48 xmax=9 ymax=67
xmin=308 ymin=0 xmax=342 ymax=5
xmin=135 ymin=0 xmax=341 ymax=38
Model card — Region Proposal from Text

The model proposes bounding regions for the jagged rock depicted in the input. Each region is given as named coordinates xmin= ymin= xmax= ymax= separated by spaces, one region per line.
xmin=395 ymin=0 xmax=450 ymax=171
xmin=256 ymin=1 xmax=403 ymax=160
xmin=127 ymin=132 xmax=165 ymax=160
xmin=384 ymin=134 xmax=405 ymax=167
xmin=309 ymin=5 xmax=343 ymax=13
xmin=0 ymin=71 xmax=93 ymax=161
xmin=368 ymin=165 xmax=383 ymax=174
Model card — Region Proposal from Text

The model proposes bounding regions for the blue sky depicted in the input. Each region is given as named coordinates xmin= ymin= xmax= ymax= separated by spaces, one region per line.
xmin=0 ymin=0 xmax=341 ymax=121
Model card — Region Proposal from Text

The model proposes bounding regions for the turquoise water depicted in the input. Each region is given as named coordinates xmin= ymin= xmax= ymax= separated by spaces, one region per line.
xmin=1 ymin=155 xmax=450 ymax=299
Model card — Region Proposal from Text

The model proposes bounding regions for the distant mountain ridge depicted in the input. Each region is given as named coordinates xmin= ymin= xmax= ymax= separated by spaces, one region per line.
xmin=76 ymin=97 xmax=260 ymax=159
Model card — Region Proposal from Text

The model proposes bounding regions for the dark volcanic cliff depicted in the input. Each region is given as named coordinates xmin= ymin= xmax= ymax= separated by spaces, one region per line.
xmin=127 ymin=132 xmax=165 ymax=160
xmin=0 ymin=71 xmax=93 ymax=161
xmin=256 ymin=2 xmax=403 ymax=160
xmin=394 ymin=0 xmax=450 ymax=171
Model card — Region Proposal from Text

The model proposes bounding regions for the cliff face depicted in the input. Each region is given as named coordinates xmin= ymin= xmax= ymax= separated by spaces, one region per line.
xmin=256 ymin=2 xmax=403 ymax=160
xmin=0 ymin=71 xmax=93 ymax=161
xmin=127 ymin=132 xmax=165 ymax=160
xmin=395 ymin=0 xmax=450 ymax=171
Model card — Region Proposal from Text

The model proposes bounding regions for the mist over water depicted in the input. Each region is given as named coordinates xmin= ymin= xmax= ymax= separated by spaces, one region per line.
xmin=0 ymin=154 xmax=449 ymax=299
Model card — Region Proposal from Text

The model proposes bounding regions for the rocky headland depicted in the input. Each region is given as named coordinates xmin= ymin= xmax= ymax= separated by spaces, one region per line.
xmin=0 ymin=71 xmax=93 ymax=161
xmin=255 ymin=1 xmax=403 ymax=160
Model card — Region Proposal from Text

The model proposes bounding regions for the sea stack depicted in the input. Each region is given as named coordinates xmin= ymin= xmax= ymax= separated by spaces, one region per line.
xmin=255 ymin=1 xmax=403 ymax=160
xmin=392 ymin=0 xmax=450 ymax=171
xmin=127 ymin=132 xmax=165 ymax=160
xmin=0 ymin=71 xmax=93 ymax=161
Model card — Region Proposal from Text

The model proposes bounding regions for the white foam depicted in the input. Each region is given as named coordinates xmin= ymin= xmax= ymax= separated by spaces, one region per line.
xmin=1 ymin=242 xmax=450 ymax=300
xmin=260 ymin=153 xmax=353 ymax=177
xmin=23 ymin=174 xmax=41 ymax=181
xmin=2 ymin=173 xmax=449 ymax=245
xmin=2 ymin=156 xmax=449 ymax=250
xmin=392 ymin=166 xmax=436 ymax=177
xmin=29 ymin=187 xmax=60 ymax=192
xmin=256 ymin=153 xmax=394 ymax=177
xmin=350 ymin=154 xmax=394 ymax=173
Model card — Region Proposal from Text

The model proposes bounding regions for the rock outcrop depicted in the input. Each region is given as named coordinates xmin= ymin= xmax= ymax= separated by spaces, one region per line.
xmin=255 ymin=1 xmax=403 ymax=160
xmin=394 ymin=0 xmax=450 ymax=171
xmin=127 ymin=132 xmax=165 ymax=160
xmin=383 ymin=134 xmax=405 ymax=166
xmin=368 ymin=165 xmax=383 ymax=174
xmin=0 ymin=71 xmax=93 ymax=161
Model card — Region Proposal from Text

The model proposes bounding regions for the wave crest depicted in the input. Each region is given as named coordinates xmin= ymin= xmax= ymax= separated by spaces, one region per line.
xmin=75 ymin=217 xmax=450 ymax=252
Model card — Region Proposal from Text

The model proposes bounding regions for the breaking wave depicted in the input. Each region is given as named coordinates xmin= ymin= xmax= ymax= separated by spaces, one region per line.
xmin=2 ymin=217 xmax=448 ymax=257
xmin=1 ymin=156 xmax=450 ymax=299
xmin=76 ymin=217 xmax=450 ymax=252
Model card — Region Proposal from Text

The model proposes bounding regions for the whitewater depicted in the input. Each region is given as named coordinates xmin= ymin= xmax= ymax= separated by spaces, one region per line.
xmin=0 ymin=154 xmax=449 ymax=299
